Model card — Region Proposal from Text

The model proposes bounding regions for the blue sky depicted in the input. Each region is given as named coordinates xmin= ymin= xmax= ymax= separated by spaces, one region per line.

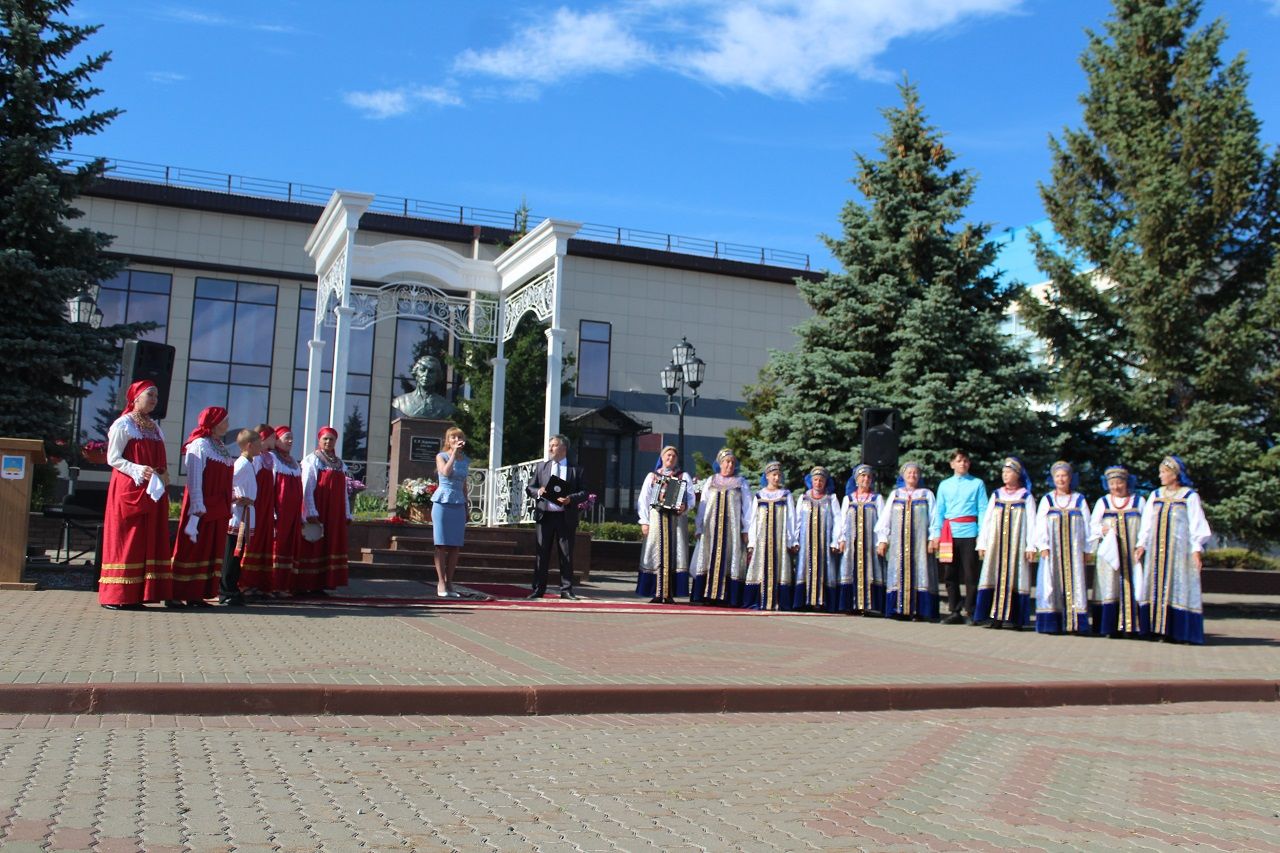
xmin=70 ymin=0 xmax=1280 ymax=272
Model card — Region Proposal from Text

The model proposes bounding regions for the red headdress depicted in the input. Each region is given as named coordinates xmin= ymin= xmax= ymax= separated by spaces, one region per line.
xmin=121 ymin=380 xmax=158 ymax=416
xmin=274 ymin=425 xmax=292 ymax=440
xmin=182 ymin=406 xmax=229 ymax=453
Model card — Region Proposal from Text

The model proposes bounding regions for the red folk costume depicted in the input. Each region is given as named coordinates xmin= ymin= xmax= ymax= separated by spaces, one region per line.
xmin=100 ymin=381 xmax=174 ymax=605
xmin=170 ymin=407 xmax=234 ymax=601
xmin=295 ymin=426 xmax=351 ymax=591
xmin=270 ymin=425 xmax=304 ymax=592
xmin=237 ymin=426 xmax=277 ymax=590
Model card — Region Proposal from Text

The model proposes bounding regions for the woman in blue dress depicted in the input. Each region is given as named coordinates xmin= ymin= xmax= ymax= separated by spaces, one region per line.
xmin=1135 ymin=456 xmax=1212 ymax=644
xmin=744 ymin=461 xmax=797 ymax=610
xmin=876 ymin=461 xmax=939 ymax=621
xmin=431 ymin=426 xmax=469 ymax=599
xmin=834 ymin=464 xmax=886 ymax=615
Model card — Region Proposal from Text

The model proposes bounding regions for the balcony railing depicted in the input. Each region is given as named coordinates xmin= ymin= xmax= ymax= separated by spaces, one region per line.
xmin=63 ymin=151 xmax=811 ymax=270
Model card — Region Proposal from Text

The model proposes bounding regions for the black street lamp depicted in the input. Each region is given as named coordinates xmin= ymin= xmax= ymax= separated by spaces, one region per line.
xmin=659 ymin=337 xmax=705 ymax=463
xmin=66 ymin=286 xmax=103 ymax=494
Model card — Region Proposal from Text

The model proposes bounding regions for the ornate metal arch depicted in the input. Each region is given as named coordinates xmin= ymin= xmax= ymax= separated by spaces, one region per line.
xmin=323 ymin=282 xmax=499 ymax=343
xmin=502 ymin=270 xmax=555 ymax=342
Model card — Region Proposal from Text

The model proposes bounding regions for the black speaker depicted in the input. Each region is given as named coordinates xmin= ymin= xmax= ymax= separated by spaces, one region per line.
xmin=861 ymin=407 xmax=900 ymax=468
xmin=118 ymin=340 xmax=176 ymax=421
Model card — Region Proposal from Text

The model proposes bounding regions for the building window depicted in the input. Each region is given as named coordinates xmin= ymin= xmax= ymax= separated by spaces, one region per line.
xmin=82 ymin=270 xmax=172 ymax=442
xmin=291 ymin=290 xmax=374 ymax=461
xmin=577 ymin=320 xmax=611 ymax=398
xmin=183 ymin=278 xmax=277 ymax=456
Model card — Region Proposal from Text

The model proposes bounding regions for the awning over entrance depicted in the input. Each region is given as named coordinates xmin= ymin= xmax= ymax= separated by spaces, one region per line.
xmin=566 ymin=403 xmax=652 ymax=436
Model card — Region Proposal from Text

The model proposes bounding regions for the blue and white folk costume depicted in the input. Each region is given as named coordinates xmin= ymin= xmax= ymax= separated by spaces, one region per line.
xmin=833 ymin=465 xmax=885 ymax=614
xmin=875 ymin=463 xmax=939 ymax=620
xmin=1136 ymin=456 xmax=1212 ymax=644
xmin=1090 ymin=466 xmax=1146 ymax=637
xmin=791 ymin=467 xmax=840 ymax=611
xmin=974 ymin=458 xmax=1036 ymax=627
xmin=1033 ymin=462 xmax=1092 ymax=634
xmin=635 ymin=451 xmax=697 ymax=601
xmin=744 ymin=463 xmax=796 ymax=611
xmin=690 ymin=450 xmax=753 ymax=606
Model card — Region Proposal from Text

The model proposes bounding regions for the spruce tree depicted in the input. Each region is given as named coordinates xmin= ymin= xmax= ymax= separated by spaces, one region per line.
xmin=1020 ymin=0 xmax=1280 ymax=544
xmin=744 ymin=81 xmax=1049 ymax=487
xmin=0 ymin=0 xmax=148 ymax=442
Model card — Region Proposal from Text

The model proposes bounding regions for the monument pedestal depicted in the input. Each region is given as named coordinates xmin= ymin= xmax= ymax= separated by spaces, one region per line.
xmin=389 ymin=417 xmax=452 ymax=510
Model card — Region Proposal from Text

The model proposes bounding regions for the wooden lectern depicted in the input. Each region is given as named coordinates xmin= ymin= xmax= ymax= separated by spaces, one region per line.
xmin=0 ymin=438 xmax=46 ymax=590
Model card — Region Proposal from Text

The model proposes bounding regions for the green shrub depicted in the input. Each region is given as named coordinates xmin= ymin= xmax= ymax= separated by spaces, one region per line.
xmin=28 ymin=463 xmax=58 ymax=511
xmin=354 ymin=493 xmax=388 ymax=515
xmin=581 ymin=521 xmax=644 ymax=541
xmin=1203 ymin=548 xmax=1280 ymax=571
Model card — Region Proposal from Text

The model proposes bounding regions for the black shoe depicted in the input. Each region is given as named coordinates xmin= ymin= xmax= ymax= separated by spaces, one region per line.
xmin=942 ymin=611 xmax=966 ymax=625
xmin=187 ymin=600 xmax=213 ymax=608
xmin=163 ymin=600 xmax=187 ymax=609
xmin=560 ymin=591 xmax=579 ymax=600
xmin=101 ymin=603 xmax=133 ymax=611
xmin=648 ymin=597 xmax=663 ymax=604
xmin=984 ymin=620 xmax=1002 ymax=630
xmin=526 ymin=591 xmax=544 ymax=600
xmin=863 ymin=610 xmax=883 ymax=618
xmin=218 ymin=597 xmax=246 ymax=607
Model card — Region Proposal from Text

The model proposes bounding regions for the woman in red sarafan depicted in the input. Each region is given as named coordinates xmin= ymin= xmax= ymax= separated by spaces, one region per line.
xmin=295 ymin=425 xmax=351 ymax=594
xmin=269 ymin=425 xmax=303 ymax=594
xmin=236 ymin=424 xmax=277 ymax=593
xmin=168 ymin=406 xmax=234 ymax=606
xmin=99 ymin=381 xmax=174 ymax=610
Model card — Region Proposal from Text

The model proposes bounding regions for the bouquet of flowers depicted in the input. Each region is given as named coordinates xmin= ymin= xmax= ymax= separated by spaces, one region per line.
xmin=577 ymin=492 xmax=598 ymax=512
xmin=396 ymin=477 xmax=439 ymax=509
xmin=346 ymin=478 xmax=367 ymax=497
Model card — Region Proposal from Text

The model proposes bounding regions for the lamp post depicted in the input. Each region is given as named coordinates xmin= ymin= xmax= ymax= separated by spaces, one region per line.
xmin=658 ymin=337 xmax=705 ymax=463
xmin=65 ymin=286 xmax=103 ymax=495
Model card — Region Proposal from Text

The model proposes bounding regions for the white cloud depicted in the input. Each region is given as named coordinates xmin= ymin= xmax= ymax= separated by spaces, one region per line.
xmin=452 ymin=0 xmax=1021 ymax=99
xmin=454 ymin=7 xmax=655 ymax=83
xmin=342 ymin=86 xmax=463 ymax=119
xmin=146 ymin=71 xmax=188 ymax=84
xmin=158 ymin=6 xmax=301 ymax=35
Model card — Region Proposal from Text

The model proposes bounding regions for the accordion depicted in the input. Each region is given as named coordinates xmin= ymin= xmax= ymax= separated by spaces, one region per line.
xmin=652 ymin=474 xmax=687 ymax=513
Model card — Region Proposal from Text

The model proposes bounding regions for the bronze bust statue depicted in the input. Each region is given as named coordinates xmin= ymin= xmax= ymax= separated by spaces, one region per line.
xmin=393 ymin=355 xmax=456 ymax=419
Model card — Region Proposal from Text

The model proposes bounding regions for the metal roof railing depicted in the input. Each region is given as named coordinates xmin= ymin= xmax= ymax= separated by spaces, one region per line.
xmin=63 ymin=151 xmax=811 ymax=270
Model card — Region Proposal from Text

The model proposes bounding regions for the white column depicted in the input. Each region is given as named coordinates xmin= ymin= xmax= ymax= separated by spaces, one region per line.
xmin=486 ymin=296 xmax=507 ymax=526
xmin=303 ymin=311 xmax=325 ymax=447
xmin=542 ymin=254 xmax=566 ymax=449
xmin=329 ymin=304 xmax=354 ymax=430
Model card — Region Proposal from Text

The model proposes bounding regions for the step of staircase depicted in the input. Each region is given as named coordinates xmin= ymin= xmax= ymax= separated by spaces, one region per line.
xmin=360 ymin=548 xmax=535 ymax=570
xmin=389 ymin=536 xmax=521 ymax=554
xmin=347 ymin=560 xmax=537 ymax=585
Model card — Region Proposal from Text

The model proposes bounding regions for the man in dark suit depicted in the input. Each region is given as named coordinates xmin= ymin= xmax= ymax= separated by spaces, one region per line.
xmin=524 ymin=434 xmax=588 ymax=599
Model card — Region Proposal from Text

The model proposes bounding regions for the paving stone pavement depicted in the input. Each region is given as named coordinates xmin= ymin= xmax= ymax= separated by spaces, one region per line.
xmin=0 ymin=702 xmax=1277 ymax=851
xmin=1 ymin=586 xmax=1277 ymax=688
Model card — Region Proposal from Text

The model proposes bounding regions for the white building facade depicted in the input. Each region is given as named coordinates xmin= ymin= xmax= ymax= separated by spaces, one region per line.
xmin=71 ymin=164 xmax=817 ymax=520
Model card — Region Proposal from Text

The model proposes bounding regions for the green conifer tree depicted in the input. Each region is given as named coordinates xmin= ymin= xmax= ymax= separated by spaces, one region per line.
xmin=745 ymin=81 xmax=1049 ymax=487
xmin=0 ymin=0 xmax=150 ymax=442
xmin=1020 ymin=0 xmax=1280 ymax=544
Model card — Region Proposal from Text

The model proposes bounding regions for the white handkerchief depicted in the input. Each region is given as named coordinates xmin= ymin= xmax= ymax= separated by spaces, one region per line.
xmin=184 ymin=513 xmax=201 ymax=543
xmin=1097 ymin=530 xmax=1120 ymax=571
xmin=146 ymin=472 xmax=166 ymax=502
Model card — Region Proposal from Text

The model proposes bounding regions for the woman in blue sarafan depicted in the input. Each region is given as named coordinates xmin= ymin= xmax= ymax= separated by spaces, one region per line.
xmin=690 ymin=448 xmax=753 ymax=606
xmin=743 ymin=461 xmax=797 ymax=611
xmin=1089 ymin=465 xmax=1146 ymax=638
xmin=791 ymin=466 xmax=841 ymax=611
xmin=1135 ymin=455 xmax=1212 ymax=644
xmin=876 ymin=461 xmax=939 ymax=621
xmin=635 ymin=445 xmax=697 ymax=603
xmin=974 ymin=457 xmax=1037 ymax=629
xmin=832 ymin=464 xmax=885 ymax=615
xmin=1033 ymin=461 xmax=1093 ymax=634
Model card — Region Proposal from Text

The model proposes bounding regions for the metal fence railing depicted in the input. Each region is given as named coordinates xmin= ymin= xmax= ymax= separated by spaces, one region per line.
xmin=62 ymin=151 xmax=811 ymax=270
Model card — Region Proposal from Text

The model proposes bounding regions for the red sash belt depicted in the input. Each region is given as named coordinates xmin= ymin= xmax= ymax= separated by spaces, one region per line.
xmin=938 ymin=516 xmax=977 ymax=564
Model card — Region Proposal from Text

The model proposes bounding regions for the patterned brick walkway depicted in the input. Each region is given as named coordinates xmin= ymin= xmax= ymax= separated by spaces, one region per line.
xmin=2 ymin=586 xmax=1277 ymax=688
xmin=0 ymin=702 xmax=1277 ymax=851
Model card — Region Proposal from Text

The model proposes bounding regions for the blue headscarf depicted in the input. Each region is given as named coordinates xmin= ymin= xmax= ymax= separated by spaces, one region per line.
xmin=804 ymin=465 xmax=835 ymax=495
xmin=1002 ymin=456 xmax=1033 ymax=495
xmin=1101 ymin=464 xmax=1138 ymax=495
xmin=1046 ymin=460 xmax=1079 ymax=492
xmin=758 ymin=460 xmax=782 ymax=488
xmin=894 ymin=461 xmax=923 ymax=490
xmin=652 ymin=445 xmax=680 ymax=473
xmin=1160 ymin=455 xmax=1194 ymax=487
xmin=845 ymin=464 xmax=875 ymax=497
